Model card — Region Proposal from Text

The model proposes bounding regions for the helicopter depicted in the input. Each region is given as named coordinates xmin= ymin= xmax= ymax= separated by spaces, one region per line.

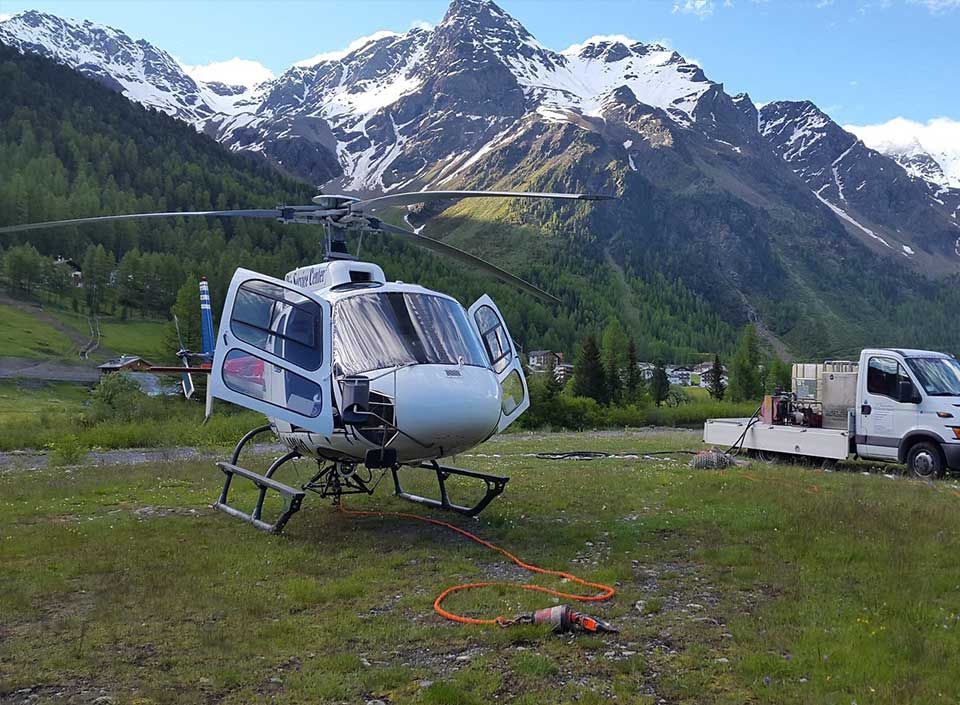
xmin=0 ymin=189 xmax=613 ymax=532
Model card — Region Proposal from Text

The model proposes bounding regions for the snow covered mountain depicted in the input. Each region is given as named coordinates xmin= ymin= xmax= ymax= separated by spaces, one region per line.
xmin=759 ymin=101 xmax=960 ymax=265
xmin=0 ymin=10 xmax=267 ymax=124
xmin=875 ymin=138 xmax=954 ymax=190
xmin=205 ymin=0 xmax=737 ymax=192
xmin=0 ymin=2 xmax=734 ymax=190
xmin=1 ymin=0 xmax=958 ymax=352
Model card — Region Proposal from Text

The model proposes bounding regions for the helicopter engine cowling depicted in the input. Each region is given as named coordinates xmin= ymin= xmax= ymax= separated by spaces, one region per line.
xmin=385 ymin=364 xmax=502 ymax=459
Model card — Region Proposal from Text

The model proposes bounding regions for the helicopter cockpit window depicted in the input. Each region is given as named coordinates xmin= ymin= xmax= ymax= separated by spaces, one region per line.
xmin=333 ymin=293 xmax=488 ymax=376
xmin=473 ymin=305 xmax=512 ymax=374
xmin=230 ymin=280 xmax=323 ymax=371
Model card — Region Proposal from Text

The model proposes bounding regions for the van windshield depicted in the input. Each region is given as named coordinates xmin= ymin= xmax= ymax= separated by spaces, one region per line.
xmin=333 ymin=292 xmax=488 ymax=375
xmin=906 ymin=357 xmax=960 ymax=397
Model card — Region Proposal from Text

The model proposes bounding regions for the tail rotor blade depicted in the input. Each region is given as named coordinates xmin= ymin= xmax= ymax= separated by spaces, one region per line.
xmin=172 ymin=315 xmax=195 ymax=398
xmin=173 ymin=314 xmax=187 ymax=353
xmin=371 ymin=219 xmax=560 ymax=305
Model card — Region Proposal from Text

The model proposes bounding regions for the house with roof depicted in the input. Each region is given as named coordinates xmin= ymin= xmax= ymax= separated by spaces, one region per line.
xmin=527 ymin=350 xmax=562 ymax=371
xmin=54 ymin=256 xmax=83 ymax=287
xmin=98 ymin=355 xmax=154 ymax=376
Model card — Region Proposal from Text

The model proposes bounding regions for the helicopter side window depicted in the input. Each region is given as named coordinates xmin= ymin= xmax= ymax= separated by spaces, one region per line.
xmin=230 ymin=280 xmax=323 ymax=371
xmin=221 ymin=349 xmax=324 ymax=418
xmin=474 ymin=305 xmax=511 ymax=374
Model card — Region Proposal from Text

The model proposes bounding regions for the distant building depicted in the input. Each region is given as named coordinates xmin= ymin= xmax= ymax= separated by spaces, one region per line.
xmin=527 ymin=350 xmax=562 ymax=371
xmin=697 ymin=362 xmax=729 ymax=389
xmin=692 ymin=362 xmax=714 ymax=377
xmin=98 ymin=355 xmax=153 ymax=376
xmin=667 ymin=365 xmax=694 ymax=386
xmin=636 ymin=362 xmax=656 ymax=381
xmin=54 ymin=256 xmax=83 ymax=287
xmin=554 ymin=363 xmax=575 ymax=385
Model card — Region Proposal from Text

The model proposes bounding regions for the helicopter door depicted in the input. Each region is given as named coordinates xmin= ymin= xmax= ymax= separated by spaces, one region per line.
xmin=468 ymin=295 xmax=529 ymax=432
xmin=210 ymin=268 xmax=333 ymax=435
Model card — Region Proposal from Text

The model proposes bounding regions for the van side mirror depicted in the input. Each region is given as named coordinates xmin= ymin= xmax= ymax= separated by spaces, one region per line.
xmin=897 ymin=380 xmax=920 ymax=404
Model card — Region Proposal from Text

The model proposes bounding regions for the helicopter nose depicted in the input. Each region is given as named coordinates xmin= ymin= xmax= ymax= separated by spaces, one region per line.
xmin=392 ymin=365 xmax=501 ymax=453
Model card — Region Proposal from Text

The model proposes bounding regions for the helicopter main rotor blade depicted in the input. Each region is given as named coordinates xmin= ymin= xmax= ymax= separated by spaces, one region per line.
xmin=0 ymin=209 xmax=286 ymax=234
xmin=350 ymin=190 xmax=614 ymax=212
xmin=371 ymin=219 xmax=560 ymax=305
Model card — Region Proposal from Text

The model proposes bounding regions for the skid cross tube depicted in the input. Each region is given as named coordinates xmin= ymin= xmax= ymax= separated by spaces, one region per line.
xmin=391 ymin=460 xmax=509 ymax=517
xmin=213 ymin=425 xmax=306 ymax=533
xmin=214 ymin=454 xmax=305 ymax=533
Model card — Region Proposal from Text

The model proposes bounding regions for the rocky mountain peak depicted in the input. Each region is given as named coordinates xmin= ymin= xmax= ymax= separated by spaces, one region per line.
xmin=0 ymin=9 xmax=259 ymax=124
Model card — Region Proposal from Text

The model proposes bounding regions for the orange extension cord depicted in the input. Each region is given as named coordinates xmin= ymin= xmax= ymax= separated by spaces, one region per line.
xmin=338 ymin=503 xmax=616 ymax=626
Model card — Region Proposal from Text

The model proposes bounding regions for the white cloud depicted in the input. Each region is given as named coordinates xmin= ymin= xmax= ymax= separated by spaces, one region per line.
xmin=845 ymin=116 xmax=960 ymax=186
xmin=908 ymin=0 xmax=960 ymax=11
xmin=672 ymin=0 xmax=716 ymax=18
xmin=180 ymin=57 xmax=275 ymax=87
xmin=295 ymin=30 xmax=399 ymax=67
xmin=410 ymin=19 xmax=434 ymax=31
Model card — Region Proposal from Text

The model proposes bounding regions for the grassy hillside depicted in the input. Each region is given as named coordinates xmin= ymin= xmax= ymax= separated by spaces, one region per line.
xmin=0 ymin=301 xmax=76 ymax=358
xmin=45 ymin=306 xmax=170 ymax=362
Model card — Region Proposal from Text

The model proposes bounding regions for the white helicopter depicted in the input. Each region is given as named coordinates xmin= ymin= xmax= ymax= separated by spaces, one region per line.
xmin=1 ymin=189 xmax=612 ymax=532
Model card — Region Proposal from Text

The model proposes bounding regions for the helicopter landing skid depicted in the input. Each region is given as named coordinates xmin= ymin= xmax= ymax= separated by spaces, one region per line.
xmin=213 ymin=425 xmax=306 ymax=533
xmin=391 ymin=460 xmax=509 ymax=517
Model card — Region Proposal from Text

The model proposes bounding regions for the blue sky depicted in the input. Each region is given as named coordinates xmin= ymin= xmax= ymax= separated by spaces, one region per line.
xmin=0 ymin=0 xmax=957 ymax=126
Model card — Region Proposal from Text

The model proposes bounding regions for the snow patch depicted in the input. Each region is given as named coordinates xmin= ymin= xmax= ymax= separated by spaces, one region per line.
xmin=814 ymin=192 xmax=892 ymax=249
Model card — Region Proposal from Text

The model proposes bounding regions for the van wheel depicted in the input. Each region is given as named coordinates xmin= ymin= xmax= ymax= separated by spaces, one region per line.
xmin=906 ymin=442 xmax=944 ymax=478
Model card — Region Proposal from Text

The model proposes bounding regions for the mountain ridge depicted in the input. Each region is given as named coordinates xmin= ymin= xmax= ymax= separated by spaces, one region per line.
xmin=2 ymin=0 xmax=959 ymax=360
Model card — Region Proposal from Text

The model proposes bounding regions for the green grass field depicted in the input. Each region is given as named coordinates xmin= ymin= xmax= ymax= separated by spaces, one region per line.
xmin=96 ymin=318 xmax=171 ymax=362
xmin=0 ymin=303 xmax=77 ymax=358
xmin=2 ymin=430 xmax=959 ymax=704
xmin=0 ymin=380 xmax=265 ymax=452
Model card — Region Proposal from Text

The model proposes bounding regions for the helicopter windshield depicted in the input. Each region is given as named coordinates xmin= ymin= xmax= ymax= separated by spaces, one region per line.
xmin=333 ymin=292 xmax=488 ymax=376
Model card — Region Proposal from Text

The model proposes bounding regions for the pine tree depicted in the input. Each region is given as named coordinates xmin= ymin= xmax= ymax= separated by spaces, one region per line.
xmin=651 ymin=360 xmax=670 ymax=407
xmin=82 ymin=244 xmax=116 ymax=315
xmin=769 ymin=357 xmax=792 ymax=393
xmin=601 ymin=320 xmax=628 ymax=404
xmin=573 ymin=335 xmax=607 ymax=404
xmin=625 ymin=339 xmax=641 ymax=403
xmin=165 ymin=276 xmax=203 ymax=356
xmin=707 ymin=353 xmax=726 ymax=401
xmin=728 ymin=325 xmax=762 ymax=402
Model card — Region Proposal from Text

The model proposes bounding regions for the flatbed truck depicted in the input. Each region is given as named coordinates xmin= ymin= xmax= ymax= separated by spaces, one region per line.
xmin=704 ymin=348 xmax=960 ymax=477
